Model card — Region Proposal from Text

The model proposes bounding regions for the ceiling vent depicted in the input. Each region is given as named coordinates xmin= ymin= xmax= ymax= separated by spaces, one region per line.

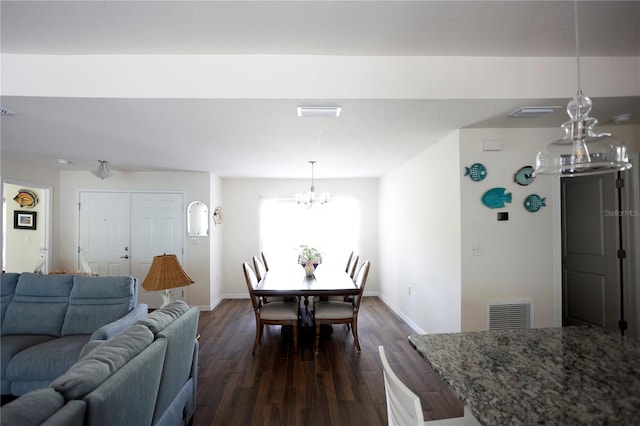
xmin=297 ymin=106 xmax=342 ymax=117
xmin=509 ymin=106 xmax=560 ymax=118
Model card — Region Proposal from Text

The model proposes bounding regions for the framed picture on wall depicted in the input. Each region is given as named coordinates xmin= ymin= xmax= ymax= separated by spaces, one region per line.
xmin=14 ymin=211 xmax=37 ymax=230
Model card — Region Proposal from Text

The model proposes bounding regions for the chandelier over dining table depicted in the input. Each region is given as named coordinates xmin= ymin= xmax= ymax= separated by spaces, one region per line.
xmin=296 ymin=160 xmax=330 ymax=207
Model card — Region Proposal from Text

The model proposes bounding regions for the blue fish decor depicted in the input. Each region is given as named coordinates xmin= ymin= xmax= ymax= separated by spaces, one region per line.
xmin=524 ymin=194 xmax=546 ymax=212
xmin=464 ymin=163 xmax=487 ymax=182
xmin=514 ymin=166 xmax=535 ymax=186
xmin=481 ymin=188 xmax=512 ymax=209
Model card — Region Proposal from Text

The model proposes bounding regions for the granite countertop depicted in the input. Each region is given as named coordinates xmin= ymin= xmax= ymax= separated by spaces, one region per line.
xmin=409 ymin=326 xmax=640 ymax=425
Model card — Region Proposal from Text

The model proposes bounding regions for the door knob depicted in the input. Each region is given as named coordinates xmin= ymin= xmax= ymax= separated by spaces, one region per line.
xmin=120 ymin=255 xmax=129 ymax=259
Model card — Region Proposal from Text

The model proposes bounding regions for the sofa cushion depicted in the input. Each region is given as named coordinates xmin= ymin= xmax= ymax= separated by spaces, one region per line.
xmin=82 ymin=339 xmax=166 ymax=426
xmin=50 ymin=324 xmax=154 ymax=400
xmin=60 ymin=275 xmax=136 ymax=336
xmin=1 ymin=335 xmax=56 ymax=394
xmin=0 ymin=273 xmax=20 ymax=326
xmin=6 ymin=335 xmax=91 ymax=385
xmin=135 ymin=300 xmax=189 ymax=334
xmin=1 ymin=273 xmax=74 ymax=337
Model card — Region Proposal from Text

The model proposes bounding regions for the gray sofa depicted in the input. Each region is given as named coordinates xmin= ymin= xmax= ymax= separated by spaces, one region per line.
xmin=0 ymin=300 xmax=200 ymax=426
xmin=1 ymin=272 xmax=148 ymax=396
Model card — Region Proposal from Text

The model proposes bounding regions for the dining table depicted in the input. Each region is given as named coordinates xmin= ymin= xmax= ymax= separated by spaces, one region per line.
xmin=254 ymin=265 xmax=359 ymax=327
xmin=409 ymin=326 xmax=640 ymax=425
xmin=254 ymin=265 xmax=359 ymax=297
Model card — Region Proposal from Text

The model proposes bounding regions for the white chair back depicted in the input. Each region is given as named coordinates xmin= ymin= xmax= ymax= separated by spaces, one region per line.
xmin=378 ymin=345 xmax=424 ymax=426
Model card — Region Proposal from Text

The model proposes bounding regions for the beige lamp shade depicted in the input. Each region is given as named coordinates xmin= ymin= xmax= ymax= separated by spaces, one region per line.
xmin=142 ymin=254 xmax=194 ymax=291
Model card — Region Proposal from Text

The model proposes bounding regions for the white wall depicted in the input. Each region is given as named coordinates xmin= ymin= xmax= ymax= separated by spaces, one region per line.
xmin=459 ymin=128 xmax=558 ymax=331
xmin=57 ymin=170 xmax=220 ymax=310
xmin=222 ymin=178 xmax=379 ymax=298
xmin=206 ymin=172 xmax=224 ymax=309
xmin=379 ymin=131 xmax=462 ymax=334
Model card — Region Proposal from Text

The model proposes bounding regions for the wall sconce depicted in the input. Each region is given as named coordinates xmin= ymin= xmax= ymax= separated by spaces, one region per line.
xmin=213 ymin=206 xmax=222 ymax=225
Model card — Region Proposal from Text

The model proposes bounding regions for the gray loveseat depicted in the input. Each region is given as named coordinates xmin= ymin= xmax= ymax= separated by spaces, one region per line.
xmin=1 ymin=272 xmax=148 ymax=396
xmin=0 ymin=301 xmax=200 ymax=426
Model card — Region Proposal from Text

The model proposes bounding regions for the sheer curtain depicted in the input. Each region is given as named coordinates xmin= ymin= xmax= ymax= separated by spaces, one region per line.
xmin=259 ymin=197 xmax=359 ymax=270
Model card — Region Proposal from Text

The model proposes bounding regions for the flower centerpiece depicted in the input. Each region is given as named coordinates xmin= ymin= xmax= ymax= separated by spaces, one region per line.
xmin=297 ymin=244 xmax=322 ymax=276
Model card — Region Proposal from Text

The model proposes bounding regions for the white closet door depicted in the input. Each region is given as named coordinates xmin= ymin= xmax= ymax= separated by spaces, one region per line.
xmin=79 ymin=191 xmax=184 ymax=309
xmin=78 ymin=192 xmax=131 ymax=276
xmin=131 ymin=192 xmax=184 ymax=308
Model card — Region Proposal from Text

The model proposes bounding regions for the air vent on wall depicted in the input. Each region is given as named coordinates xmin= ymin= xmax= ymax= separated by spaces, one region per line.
xmin=486 ymin=299 xmax=533 ymax=330
xmin=509 ymin=106 xmax=560 ymax=118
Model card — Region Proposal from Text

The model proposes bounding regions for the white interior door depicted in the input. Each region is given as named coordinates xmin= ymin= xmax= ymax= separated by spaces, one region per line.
xmin=79 ymin=192 xmax=131 ymax=276
xmin=131 ymin=192 xmax=184 ymax=308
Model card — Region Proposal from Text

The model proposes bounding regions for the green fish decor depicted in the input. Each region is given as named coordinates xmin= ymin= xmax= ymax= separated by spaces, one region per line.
xmin=464 ymin=163 xmax=487 ymax=182
xmin=481 ymin=188 xmax=512 ymax=209
xmin=514 ymin=166 xmax=535 ymax=186
xmin=524 ymin=194 xmax=546 ymax=212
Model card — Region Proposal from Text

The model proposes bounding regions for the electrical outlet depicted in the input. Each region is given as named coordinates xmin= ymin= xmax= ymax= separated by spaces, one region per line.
xmin=471 ymin=243 xmax=482 ymax=256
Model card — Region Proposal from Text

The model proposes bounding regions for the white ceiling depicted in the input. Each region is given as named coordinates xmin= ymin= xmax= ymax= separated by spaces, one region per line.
xmin=1 ymin=1 xmax=639 ymax=178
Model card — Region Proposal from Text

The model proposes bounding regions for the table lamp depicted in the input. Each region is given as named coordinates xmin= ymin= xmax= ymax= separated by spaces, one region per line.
xmin=142 ymin=253 xmax=194 ymax=306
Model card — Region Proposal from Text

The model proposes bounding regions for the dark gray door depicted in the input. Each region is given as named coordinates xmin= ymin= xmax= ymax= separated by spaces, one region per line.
xmin=561 ymin=174 xmax=620 ymax=331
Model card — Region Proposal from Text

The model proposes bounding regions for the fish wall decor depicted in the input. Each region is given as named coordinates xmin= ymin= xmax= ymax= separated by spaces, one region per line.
xmin=514 ymin=166 xmax=535 ymax=186
xmin=524 ymin=194 xmax=546 ymax=212
xmin=464 ymin=163 xmax=487 ymax=182
xmin=481 ymin=188 xmax=512 ymax=209
xmin=13 ymin=189 xmax=38 ymax=208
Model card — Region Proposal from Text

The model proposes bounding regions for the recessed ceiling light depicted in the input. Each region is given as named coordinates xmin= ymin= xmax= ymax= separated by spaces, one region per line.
xmin=297 ymin=106 xmax=342 ymax=117
xmin=509 ymin=106 xmax=561 ymax=118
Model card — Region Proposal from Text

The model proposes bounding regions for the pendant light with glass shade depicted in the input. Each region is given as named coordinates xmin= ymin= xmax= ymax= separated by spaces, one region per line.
xmin=533 ymin=1 xmax=632 ymax=177
xmin=296 ymin=160 xmax=329 ymax=207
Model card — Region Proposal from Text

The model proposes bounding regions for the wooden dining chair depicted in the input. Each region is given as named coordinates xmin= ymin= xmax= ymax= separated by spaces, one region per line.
xmin=378 ymin=346 xmax=479 ymax=425
xmin=253 ymin=256 xmax=267 ymax=282
xmin=260 ymin=251 xmax=270 ymax=272
xmin=243 ymin=262 xmax=299 ymax=353
xmin=314 ymin=260 xmax=370 ymax=354
xmin=349 ymin=255 xmax=360 ymax=280
xmin=344 ymin=251 xmax=354 ymax=273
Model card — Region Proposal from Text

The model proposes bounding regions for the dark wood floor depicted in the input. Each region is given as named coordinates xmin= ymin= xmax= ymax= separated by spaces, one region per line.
xmin=194 ymin=297 xmax=463 ymax=426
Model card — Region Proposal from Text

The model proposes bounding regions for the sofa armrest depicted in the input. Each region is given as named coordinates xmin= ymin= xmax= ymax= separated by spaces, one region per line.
xmin=0 ymin=388 xmax=85 ymax=426
xmin=89 ymin=304 xmax=149 ymax=341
